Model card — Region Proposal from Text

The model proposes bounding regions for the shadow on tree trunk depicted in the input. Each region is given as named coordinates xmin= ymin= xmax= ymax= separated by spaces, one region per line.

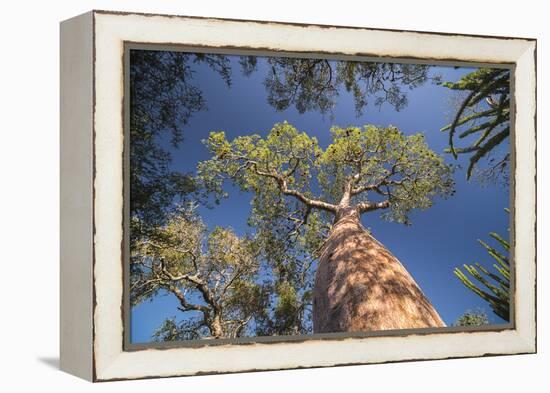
xmin=313 ymin=211 xmax=445 ymax=333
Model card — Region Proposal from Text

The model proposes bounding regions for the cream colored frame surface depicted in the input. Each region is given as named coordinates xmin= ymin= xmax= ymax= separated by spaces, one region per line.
xmin=60 ymin=10 xmax=537 ymax=382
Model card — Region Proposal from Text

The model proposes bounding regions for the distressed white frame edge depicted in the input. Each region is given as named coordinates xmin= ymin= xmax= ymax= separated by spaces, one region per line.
xmin=60 ymin=11 xmax=94 ymax=381
xmin=60 ymin=10 xmax=536 ymax=382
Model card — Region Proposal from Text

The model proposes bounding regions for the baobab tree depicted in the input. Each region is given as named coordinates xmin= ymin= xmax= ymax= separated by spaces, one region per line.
xmin=199 ymin=122 xmax=455 ymax=333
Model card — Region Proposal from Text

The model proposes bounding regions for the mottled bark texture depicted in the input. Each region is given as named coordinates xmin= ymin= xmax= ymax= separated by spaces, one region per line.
xmin=313 ymin=208 xmax=445 ymax=333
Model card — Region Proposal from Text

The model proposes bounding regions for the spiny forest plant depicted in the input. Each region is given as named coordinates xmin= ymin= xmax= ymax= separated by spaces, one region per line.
xmin=198 ymin=122 xmax=455 ymax=333
xmin=454 ymin=212 xmax=510 ymax=321
xmin=441 ymin=68 xmax=510 ymax=182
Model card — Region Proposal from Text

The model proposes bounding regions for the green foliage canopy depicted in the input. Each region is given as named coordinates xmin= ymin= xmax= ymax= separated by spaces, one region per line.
xmin=194 ymin=122 xmax=454 ymax=338
xmin=129 ymin=50 xmax=232 ymax=241
xmin=199 ymin=122 xmax=455 ymax=229
xmin=131 ymin=205 xmax=269 ymax=339
xmin=454 ymin=309 xmax=490 ymax=327
xmin=244 ymin=57 xmax=438 ymax=116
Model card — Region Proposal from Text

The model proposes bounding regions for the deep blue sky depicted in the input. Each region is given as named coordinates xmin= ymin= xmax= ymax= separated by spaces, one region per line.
xmin=131 ymin=54 xmax=510 ymax=343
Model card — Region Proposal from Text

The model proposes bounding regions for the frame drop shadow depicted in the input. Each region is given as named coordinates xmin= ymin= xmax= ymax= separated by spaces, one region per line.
xmin=37 ymin=357 xmax=59 ymax=370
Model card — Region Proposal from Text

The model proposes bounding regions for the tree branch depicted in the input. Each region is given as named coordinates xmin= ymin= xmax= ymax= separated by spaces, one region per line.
xmin=252 ymin=164 xmax=337 ymax=213
xmin=146 ymin=240 xmax=199 ymax=272
xmin=351 ymin=177 xmax=409 ymax=196
xmin=356 ymin=200 xmax=391 ymax=213
xmin=159 ymin=260 xmax=221 ymax=314
xmin=169 ymin=285 xmax=210 ymax=314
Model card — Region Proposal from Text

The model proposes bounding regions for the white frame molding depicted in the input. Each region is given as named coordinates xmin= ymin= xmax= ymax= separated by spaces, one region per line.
xmin=60 ymin=10 xmax=537 ymax=382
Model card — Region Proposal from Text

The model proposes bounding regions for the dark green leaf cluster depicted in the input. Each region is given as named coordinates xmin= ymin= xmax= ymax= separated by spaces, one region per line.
xmin=255 ymin=281 xmax=313 ymax=336
xmin=454 ymin=309 xmax=490 ymax=327
xmin=129 ymin=50 xmax=232 ymax=239
xmin=250 ymin=57 xmax=435 ymax=116
xmin=337 ymin=61 xmax=437 ymax=114
xmin=152 ymin=317 xmax=207 ymax=341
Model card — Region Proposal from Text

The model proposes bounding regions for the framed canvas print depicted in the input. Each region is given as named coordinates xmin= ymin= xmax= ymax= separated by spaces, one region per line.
xmin=60 ymin=10 xmax=537 ymax=382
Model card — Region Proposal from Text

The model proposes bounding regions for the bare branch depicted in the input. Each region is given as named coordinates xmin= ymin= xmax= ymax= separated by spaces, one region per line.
xmin=221 ymin=266 xmax=245 ymax=297
xmin=252 ymin=164 xmax=337 ymax=213
xmin=357 ymin=200 xmax=391 ymax=213
xmin=158 ymin=259 xmax=221 ymax=315
xmin=233 ymin=315 xmax=253 ymax=338
xmin=170 ymin=285 xmax=210 ymax=314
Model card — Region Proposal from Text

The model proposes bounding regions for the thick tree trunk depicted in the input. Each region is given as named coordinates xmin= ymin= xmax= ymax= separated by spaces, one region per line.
xmin=210 ymin=313 xmax=224 ymax=338
xmin=313 ymin=207 xmax=445 ymax=333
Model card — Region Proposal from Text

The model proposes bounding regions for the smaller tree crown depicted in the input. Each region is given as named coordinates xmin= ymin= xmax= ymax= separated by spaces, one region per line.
xmin=131 ymin=206 xmax=268 ymax=339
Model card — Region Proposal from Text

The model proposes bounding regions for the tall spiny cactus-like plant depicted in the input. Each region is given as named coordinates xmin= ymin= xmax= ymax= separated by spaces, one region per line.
xmin=441 ymin=68 xmax=510 ymax=181
xmin=453 ymin=209 xmax=510 ymax=321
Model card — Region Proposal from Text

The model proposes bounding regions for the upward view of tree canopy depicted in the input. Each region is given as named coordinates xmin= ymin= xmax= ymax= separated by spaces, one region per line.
xmin=129 ymin=49 xmax=511 ymax=342
xmin=129 ymin=50 xmax=232 ymax=241
xmin=132 ymin=203 xmax=315 ymax=340
xmin=129 ymin=51 xmax=436 ymax=242
xmin=240 ymin=56 xmax=437 ymax=116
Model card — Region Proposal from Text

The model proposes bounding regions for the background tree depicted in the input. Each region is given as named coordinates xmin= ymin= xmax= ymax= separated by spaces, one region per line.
xmin=453 ymin=212 xmax=510 ymax=321
xmin=241 ymin=57 xmax=437 ymax=116
xmin=131 ymin=205 xmax=269 ymax=340
xmin=440 ymin=68 xmax=510 ymax=183
xmin=198 ymin=121 xmax=455 ymax=333
xmin=454 ymin=309 xmax=490 ymax=327
xmin=249 ymin=206 xmax=317 ymax=336
xmin=129 ymin=50 xmax=232 ymax=243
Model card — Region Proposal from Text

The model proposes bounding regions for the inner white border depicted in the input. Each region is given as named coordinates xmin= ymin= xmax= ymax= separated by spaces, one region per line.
xmin=93 ymin=12 xmax=536 ymax=380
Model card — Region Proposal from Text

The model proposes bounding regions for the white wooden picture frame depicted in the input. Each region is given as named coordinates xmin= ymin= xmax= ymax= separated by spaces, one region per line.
xmin=60 ymin=10 xmax=536 ymax=381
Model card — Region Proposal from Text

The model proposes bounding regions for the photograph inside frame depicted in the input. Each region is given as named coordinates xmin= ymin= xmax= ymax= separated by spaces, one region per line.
xmin=126 ymin=47 xmax=513 ymax=345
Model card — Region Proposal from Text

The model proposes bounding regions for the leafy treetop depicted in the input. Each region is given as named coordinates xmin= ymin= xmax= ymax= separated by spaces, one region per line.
xmin=198 ymin=122 xmax=455 ymax=230
xmin=194 ymin=123 xmax=454 ymax=339
xmin=454 ymin=309 xmax=490 ymax=327
xmin=131 ymin=205 xmax=268 ymax=340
